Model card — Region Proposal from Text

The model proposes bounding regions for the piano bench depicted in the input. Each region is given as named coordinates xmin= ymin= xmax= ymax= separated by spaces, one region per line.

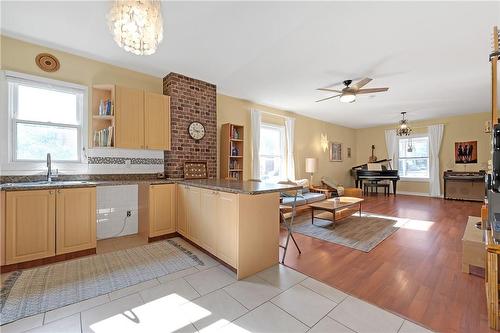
xmin=363 ymin=182 xmax=390 ymax=196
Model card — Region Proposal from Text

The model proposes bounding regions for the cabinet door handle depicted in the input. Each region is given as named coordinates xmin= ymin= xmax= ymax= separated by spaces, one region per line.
xmin=49 ymin=190 xmax=53 ymax=195
xmin=57 ymin=189 xmax=61 ymax=193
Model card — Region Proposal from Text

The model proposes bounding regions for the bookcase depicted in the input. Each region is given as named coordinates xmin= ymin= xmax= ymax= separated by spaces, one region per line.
xmin=91 ymin=84 xmax=115 ymax=147
xmin=220 ymin=123 xmax=244 ymax=180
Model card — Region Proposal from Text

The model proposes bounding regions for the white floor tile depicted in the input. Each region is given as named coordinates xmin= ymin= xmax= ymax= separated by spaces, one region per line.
xmin=157 ymin=267 xmax=200 ymax=283
xmin=223 ymin=275 xmax=282 ymax=310
xmin=256 ymin=264 xmax=307 ymax=290
xmin=181 ymin=289 xmax=248 ymax=332
xmin=222 ymin=302 xmax=308 ymax=333
xmin=300 ymin=277 xmax=348 ymax=303
xmin=139 ymin=277 xmax=200 ymax=305
xmin=308 ymin=316 xmax=355 ymax=333
xmin=0 ymin=314 xmax=44 ymax=333
xmin=399 ymin=320 xmax=434 ymax=333
xmin=109 ymin=279 xmax=159 ymax=301
xmin=217 ymin=264 xmax=237 ymax=280
xmin=80 ymin=293 xmax=144 ymax=333
xmin=184 ymin=266 xmax=236 ymax=295
xmin=271 ymin=284 xmax=337 ymax=327
xmin=328 ymin=296 xmax=404 ymax=333
xmin=195 ymin=254 xmax=220 ymax=271
xmin=44 ymin=294 xmax=110 ymax=324
xmin=25 ymin=314 xmax=81 ymax=333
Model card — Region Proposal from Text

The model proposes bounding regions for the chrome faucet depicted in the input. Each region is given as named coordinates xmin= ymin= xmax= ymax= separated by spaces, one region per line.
xmin=47 ymin=153 xmax=52 ymax=182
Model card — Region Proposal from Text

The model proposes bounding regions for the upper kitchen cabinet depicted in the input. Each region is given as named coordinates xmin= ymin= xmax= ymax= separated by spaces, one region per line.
xmin=115 ymin=86 xmax=145 ymax=149
xmin=92 ymin=85 xmax=171 ymax=150
xmin=144 ymin=92 xmax=171 ymax=150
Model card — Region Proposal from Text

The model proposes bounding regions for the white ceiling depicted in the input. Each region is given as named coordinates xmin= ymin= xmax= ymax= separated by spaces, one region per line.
xmin=2 ymin=1 xmax=499 ymax=128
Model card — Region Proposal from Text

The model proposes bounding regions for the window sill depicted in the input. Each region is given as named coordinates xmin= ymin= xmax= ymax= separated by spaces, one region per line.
xmin=399 ymin=177 xmax=430 ymax=183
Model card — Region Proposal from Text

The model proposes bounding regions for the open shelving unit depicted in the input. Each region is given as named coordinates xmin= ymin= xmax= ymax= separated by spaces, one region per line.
xmin=220 ymin=123 xmax=244 ymax=180
xmin=91 ymin=84 xmax=115 ymax=148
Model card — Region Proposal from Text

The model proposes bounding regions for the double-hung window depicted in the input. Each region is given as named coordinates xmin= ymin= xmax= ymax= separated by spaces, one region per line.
xmin=397 ymin=135 xmax=430 ymax=180
xmin=6 ymin=73 xmax=86 ymax=163
xmin=259 ymin=123 xmax=286 ymax=182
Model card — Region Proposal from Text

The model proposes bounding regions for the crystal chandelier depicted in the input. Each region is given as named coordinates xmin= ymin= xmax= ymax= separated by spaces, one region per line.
xmin=396 ymin=112 xmax=412 ymax=136
xmin=108 ymin=0 xmax=164 ymax=56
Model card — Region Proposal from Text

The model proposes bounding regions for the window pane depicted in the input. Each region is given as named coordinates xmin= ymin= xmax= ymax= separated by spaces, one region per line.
xmin=259 ymin=156 xmax=283 ymax=182
xmin=399 ymin=137 xmax=429 ymax=158
xmin=260 ymin=127 xmax=282 ymax=156
xmin=17 ymin=85 xmax=79 ymax=125
xmin=17 ymin=123 xmax=79 ymax=161
xmin=398 ymin=158 xmax=429 ymax=178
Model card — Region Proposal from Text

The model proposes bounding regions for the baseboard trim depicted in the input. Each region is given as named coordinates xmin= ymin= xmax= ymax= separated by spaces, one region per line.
xmin=397 ymin=191 xmax=444 ymax=198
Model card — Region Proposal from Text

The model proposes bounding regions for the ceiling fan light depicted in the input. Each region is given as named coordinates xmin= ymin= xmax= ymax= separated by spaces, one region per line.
xmin=340 ymin=94 xmax=356 ymax=103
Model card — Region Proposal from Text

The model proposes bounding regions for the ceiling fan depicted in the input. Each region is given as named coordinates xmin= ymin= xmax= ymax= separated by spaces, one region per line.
xmin=315 ymin=78 xmax=389 ymax=103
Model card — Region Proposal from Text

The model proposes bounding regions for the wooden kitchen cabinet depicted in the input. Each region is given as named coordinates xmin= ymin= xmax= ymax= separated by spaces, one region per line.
xmin=144 ymin=92 xmax=171 ymax=150
xmin=115 ymin=86 xmax=145 ymax=149
xmin=176 ymin=185 xmax=188 ymax=237
xmin=200 ymin=189 xmax=217 ymax=254
xmin=56 ymin=187 xmax=96 ymax=255
xmin=149 ymin=184 xmax=176 ymax=237
xmin=185 ymin=186 xmax=202 ymax=244
xmin=5 ymin=189 xmax=56 ymax=264
xmin=216 ymin=192 xmax=238 ymax=267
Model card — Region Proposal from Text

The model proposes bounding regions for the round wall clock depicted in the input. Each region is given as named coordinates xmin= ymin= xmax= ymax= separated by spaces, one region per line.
xmin=188 ymin=121 xmax=205 ymax=141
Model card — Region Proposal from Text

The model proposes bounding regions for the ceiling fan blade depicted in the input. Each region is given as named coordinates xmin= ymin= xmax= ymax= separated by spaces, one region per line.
xmin=315 ymin=94 xmax=341 ymax=103
xmin=356 ymin=87 xmax=389 ymax=94
xmin=316 ymin=88 xmax=343 ymax=93
xmin=352 ymin=77 xmax=372 ymax=90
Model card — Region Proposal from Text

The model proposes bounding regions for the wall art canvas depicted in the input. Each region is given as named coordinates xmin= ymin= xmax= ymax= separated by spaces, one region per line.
xmin=329 ymin=142 xmax=342 ymax=162
xmin=455 ymin=141 xmax=477 ymax=164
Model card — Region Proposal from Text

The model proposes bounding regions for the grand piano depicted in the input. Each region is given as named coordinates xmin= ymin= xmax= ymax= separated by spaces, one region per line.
xmin=350 ymin=159 xmax=400 ymax=195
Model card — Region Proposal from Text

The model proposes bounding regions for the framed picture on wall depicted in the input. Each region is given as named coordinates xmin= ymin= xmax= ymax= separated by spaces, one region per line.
xmin=329 ymin=142 xmax=342 ymax=162
xmin=455 ymin=141 xmax=477 ymax=164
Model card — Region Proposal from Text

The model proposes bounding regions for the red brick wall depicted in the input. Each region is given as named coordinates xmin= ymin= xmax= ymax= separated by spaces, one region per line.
xmin=163 ymin=73 xmax=217 ymax=178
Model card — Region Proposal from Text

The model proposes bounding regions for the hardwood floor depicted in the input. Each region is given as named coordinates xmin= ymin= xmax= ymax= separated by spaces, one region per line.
xmin=280 ymin=194 xmax=491 ymax=333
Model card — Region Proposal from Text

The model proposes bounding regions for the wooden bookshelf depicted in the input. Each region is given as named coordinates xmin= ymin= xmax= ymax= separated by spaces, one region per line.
xmin=220 ymin=123 xmax=244 ymax=180
xmin=91 ymin=84 xmax=115 ymax=147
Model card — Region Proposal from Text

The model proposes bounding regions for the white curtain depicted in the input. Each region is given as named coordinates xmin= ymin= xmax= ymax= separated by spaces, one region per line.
xmin=428 ymin=124 xmax=444 ymax=197
xmin=384 ymin=129 xmax=398 ymax=169
xmin=285 ymin=117 xmax=295 ymax=180
xmin=250 ymin=109 xmax=261 ymax=179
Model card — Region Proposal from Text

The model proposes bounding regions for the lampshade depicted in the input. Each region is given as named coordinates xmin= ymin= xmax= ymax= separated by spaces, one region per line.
xmin=305 ymin=158 xmax=317 ymax=173
xmin=340 ymin=93 xmax=356 ymax=103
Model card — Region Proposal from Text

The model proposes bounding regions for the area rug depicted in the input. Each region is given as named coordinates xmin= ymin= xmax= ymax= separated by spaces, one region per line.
xmin=293 ymin=213 xmax=403 ymax=252
xmin=0 ymin=238 xmax=203 ymax=325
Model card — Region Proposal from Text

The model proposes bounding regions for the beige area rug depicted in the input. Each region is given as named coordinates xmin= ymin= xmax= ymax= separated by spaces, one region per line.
xmin=0 ymin=238 xmax=203 ymax=325
xmin=293 ymin=213 xmax=405 ymax=252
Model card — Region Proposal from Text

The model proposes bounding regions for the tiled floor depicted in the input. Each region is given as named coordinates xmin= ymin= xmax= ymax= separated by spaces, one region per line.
xmin=1 ymin=238 xmax=433 ymax=333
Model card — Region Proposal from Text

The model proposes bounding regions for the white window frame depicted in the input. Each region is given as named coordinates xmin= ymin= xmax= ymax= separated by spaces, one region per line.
xmin=1 ymin=71 xmax=88 ymax=174
xmin=259 ymin=123 xmax=286 ymax=182
xmin=396 ymin=134 xmax=430 ymax=182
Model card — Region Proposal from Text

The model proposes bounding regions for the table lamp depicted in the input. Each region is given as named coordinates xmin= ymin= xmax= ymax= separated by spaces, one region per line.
xmin=305 ymin=158 xmax=317 ymax=186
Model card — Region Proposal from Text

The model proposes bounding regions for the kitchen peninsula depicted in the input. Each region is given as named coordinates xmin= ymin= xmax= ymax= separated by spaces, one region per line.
xmin=1 ymin=179 xmax=301 ymax=280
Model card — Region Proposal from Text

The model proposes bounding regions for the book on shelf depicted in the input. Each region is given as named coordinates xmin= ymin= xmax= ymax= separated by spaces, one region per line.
xmin=93 ymin=126 xmax=113 ymax=147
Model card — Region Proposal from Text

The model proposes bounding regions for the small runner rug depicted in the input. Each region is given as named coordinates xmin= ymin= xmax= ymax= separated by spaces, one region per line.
xmin=293 ymin=213 xmax=404 ymax=252
xmin=0 ymin=238 xmax=203 ymax=325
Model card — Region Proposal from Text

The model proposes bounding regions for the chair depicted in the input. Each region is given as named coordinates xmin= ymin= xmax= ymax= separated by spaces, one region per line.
xmin=277 ymin=180 xmax=301 ymax=264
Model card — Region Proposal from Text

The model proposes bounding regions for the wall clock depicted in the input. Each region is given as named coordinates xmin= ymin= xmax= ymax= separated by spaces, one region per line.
xmin=188 ymin=121 xmax=205 ymax=141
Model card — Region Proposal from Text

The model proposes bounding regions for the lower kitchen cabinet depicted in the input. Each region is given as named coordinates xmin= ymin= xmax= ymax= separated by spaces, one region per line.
xmin=148 ymin=184 xmax=176 ymax=237
xmin=5 ymin=189 xmax=56 ymax=264
xmin=216 ymin=192 xmax=238 ymax=267
xmin=3 ymin=187 xmax=97 ymax=265
xmin=177 ymin=185 xmax=188 ymax=236
xmin=56 ymin=187 xmax=96 ymax=255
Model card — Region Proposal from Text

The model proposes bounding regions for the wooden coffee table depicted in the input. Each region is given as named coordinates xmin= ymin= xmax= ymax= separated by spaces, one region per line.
xmin=308 ymin=197 xmax=364 ymax=226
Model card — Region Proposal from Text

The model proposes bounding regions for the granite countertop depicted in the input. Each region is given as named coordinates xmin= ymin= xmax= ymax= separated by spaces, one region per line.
xmin=180 ymin=179 xmax=302 ymax=195
xmin=0 ymin=178 xmax=301 ymax=194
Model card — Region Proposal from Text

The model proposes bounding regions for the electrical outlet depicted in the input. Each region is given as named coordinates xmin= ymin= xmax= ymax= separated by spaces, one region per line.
xmin=126 ymin=210 xmax=131 ymax=217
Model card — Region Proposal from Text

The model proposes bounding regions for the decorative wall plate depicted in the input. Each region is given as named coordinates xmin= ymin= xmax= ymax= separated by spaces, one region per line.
xmin=35 ymin=53 xmax=60 ymax=72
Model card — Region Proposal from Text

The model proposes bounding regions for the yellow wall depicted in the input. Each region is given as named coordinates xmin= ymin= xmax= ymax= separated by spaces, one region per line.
xmin=0 ymin=36 xmax=163 ymax=140
xmin=355 ymin=112 xmax=490 ymax=194
xmin=217 ymin=94 xmax=357 ymax=185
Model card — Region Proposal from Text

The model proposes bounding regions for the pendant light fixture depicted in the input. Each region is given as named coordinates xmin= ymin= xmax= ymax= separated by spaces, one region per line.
xmin=108 ymin=0 xmax=164 ymax=56
xmin=396 ymin=112 xmax=412 ymax=136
